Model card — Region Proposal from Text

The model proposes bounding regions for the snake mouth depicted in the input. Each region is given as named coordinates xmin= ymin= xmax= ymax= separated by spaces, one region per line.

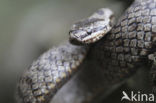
xmin=69 ymin=37 xmax=84 ymax=45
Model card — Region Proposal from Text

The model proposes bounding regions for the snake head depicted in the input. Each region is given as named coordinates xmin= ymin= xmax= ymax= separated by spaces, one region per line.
xmin=69 ymin=8 xmax=115 ymax=45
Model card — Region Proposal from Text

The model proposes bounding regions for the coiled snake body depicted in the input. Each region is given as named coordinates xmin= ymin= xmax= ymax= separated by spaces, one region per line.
xmin=16 ymin=0 xmax=156 ymax=103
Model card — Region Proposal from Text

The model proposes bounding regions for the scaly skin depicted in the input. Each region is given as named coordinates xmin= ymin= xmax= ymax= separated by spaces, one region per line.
xmin=16 ymin=42 xmax=88 ymax=103
xmin=91 ymin=0 xmax=156 ymax=83
xmin=16 ymin=0 xmax=156 ymax=103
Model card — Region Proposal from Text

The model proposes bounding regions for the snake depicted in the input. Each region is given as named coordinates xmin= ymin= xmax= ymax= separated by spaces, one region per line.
xmin=16 ymin=0 xmax=156 ymax=103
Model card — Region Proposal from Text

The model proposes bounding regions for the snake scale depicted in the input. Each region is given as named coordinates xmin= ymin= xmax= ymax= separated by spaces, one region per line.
xmin=16 ymin=0 xmax=156 ymax=103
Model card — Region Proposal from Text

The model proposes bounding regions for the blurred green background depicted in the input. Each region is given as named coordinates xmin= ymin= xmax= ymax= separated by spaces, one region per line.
xmin=0 ymin=0 xmax=150 ymax=103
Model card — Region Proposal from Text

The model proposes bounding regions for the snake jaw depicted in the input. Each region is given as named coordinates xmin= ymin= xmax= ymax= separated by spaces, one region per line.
xmin=69 ymin=8 xmax=115 ymax=45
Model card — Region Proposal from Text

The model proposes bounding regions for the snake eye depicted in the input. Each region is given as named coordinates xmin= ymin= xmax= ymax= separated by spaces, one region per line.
xmin=87 ymin=31 xmax=92 ymax=35
xmin=87 ymin=28 xmax=94 ymax=35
